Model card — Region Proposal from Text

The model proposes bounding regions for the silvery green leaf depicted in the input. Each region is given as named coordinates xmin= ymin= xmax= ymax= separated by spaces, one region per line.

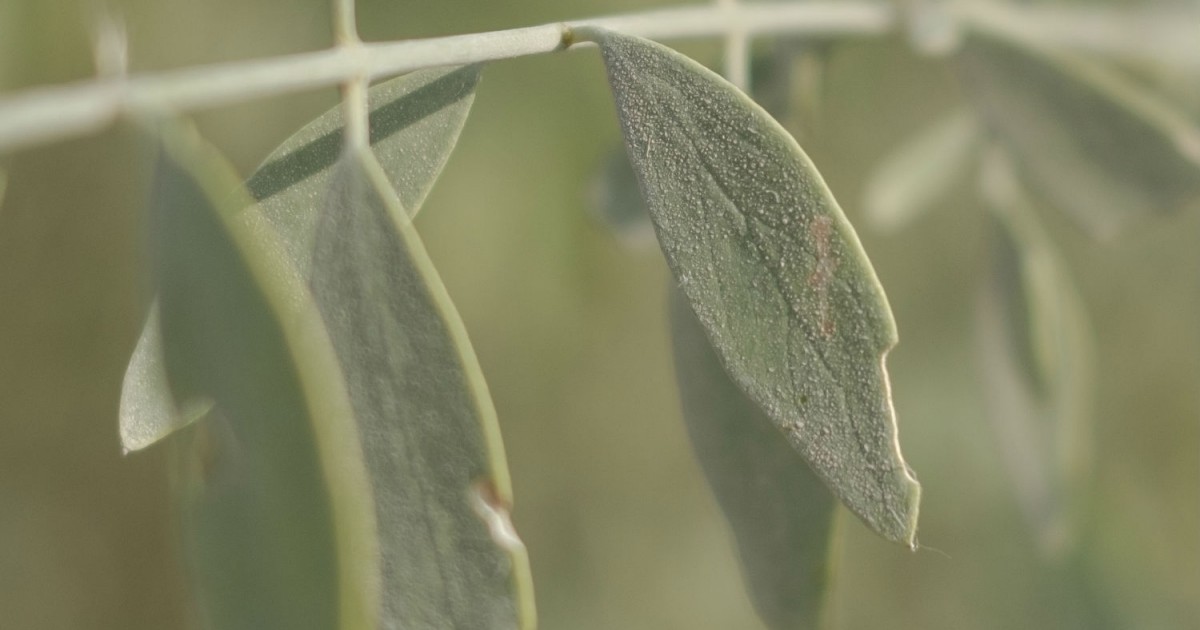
xmin=587 ymin=147 xmax=656 ymax=250
xmin=975 ymin=150 xmax=1094 ymax=556
xmin=248 ymin=65 xmax=481 ymax=275
xmin=308 ymin=149 xmax=534 ymax=629
xmin=149 ymin=122 xmax=377 ymax=630
xmin=958 ymin=26 xmax=1200 ymax=239
xmin=588 ymin=46 xmax=829 ymax=253
xmin=120 ymin=66 xmax=480 ymax=453
xmin=583 ymin=28 xmax=920 ymax=546
xmin=863 ymin=109 xmax=980 ymax=232
xmin=671 ymin=286 xmax=837 ymax=630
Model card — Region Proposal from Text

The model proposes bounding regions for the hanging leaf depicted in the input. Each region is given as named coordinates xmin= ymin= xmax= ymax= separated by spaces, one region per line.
xmin=670 ymin=286 xmax=837 ymax=630
xmin=120 ymin=65 xmax=480 ymax=453
xmin=149 ymin=122 xmax=377 ymax=630
xmin=957 ymin=26 xmax=1200 ymax=239
xmin=975 ymin=149 xmax=1094 ymax=556
xmin=308 ymin=148 xmax=534 ymax=629
xmin=582 ymin=27 xmax=920 ymax=546
xmin=587 ymin=146 xmax=656 ymax=250
xmin=862 ymin=109 xmax=979 ymax=232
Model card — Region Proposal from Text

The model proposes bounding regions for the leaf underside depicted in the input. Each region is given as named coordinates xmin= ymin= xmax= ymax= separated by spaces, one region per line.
xmin=671 ymin=286 xmax=837 ymax=630
xmin=958 ymin=27 xmax=1200 ymax=239
xmin=308 ymin=149 xmax=534 ymax=629
xmin=120 ymin=66 xmax=480 ymax=453
xmin=585 ymin=28 xmax=920 ymax=546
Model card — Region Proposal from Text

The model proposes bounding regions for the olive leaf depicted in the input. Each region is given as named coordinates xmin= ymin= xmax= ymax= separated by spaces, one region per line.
xmin=120 ymin=66 xmax=480 ymax=453
xmin=149 ymin=122 xmax=377 ymax=630
xmin=975 ymin=149 xmax=1094 ymax=556
xmin=586 ymin=47 xmax=831 ymax=251
xmin=582 ymin=27 xmax=920 ymax=546
xmin=308 ymin=148 xmax=534 ymax=629
xmin=671 ymin=286 xmax=838 ymax=630
xmin=247 ymin=65 xmax=482 ymax=275
xmin=862 ymin=109 xmax=980 ymax=232
xmin=957 ymin=26 xmax=1200 ymax=239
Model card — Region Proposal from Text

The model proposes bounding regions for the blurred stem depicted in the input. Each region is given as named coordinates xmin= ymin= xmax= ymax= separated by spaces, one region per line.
xmin=0 ymin=1 xmax=1192 ymax=153
xmin=717 ymin=0 xmax=750 ymax=90
xmin=332 ymin=0 xmax=369 ymax=150
xmin=951 ymin=1 xmax=1200 ymax=70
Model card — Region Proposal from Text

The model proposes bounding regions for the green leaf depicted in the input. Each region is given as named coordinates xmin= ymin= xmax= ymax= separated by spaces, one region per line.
xmin=587 ymin=147 xmax=655 ymax=249
xmin=670 ymin=286 xmax=837 ymax=630
xmin=957 ymin=26 xmax=1200 ymax=239
xmin=862 ymin=109 xmax=979 ymax=232
xmin=150 ymin=122 xmax=377 ymax=630
xmin=583 ymin=28 xmax=920 ymax=546
xmin=120 ymin=66 xmax=480 ymax=453
xmin=308 ymin=148 xmax=534 ymax=629
xmin=587 ymin=48 xmax=831 ymax=251
xmin=975 ymin=149 xmax=1094 ymax=556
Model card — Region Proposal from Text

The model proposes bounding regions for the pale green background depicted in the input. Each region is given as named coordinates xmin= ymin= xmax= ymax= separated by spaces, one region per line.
xmin=1 ymin=0 xmax=1197 ymax=628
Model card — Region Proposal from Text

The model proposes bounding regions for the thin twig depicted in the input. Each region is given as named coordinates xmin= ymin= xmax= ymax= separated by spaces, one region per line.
xmin=333 ymin=0 xmax=369 ymax=150
xmin=0 ymin=2 xmax=893 ymax=153
xmin=0 ymin=1 xmax=1194 ymax=154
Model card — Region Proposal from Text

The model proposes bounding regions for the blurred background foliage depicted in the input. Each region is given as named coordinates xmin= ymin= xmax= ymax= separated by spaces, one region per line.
xmin=0 ymin=0 xmax=1197 ymax=628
